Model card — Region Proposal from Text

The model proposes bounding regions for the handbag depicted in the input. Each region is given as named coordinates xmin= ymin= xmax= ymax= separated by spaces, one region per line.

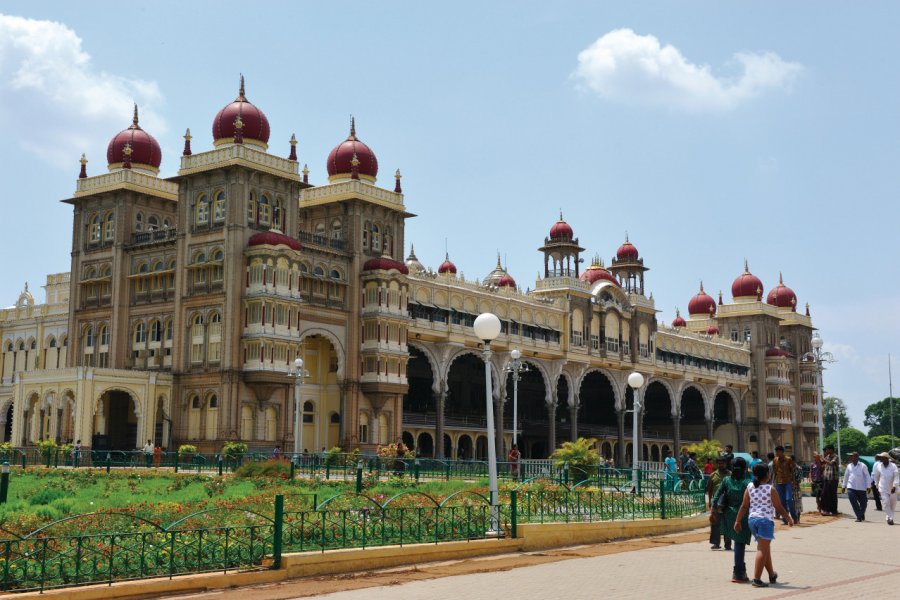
xmin=715 ymin=479 xmax=729 ymax=513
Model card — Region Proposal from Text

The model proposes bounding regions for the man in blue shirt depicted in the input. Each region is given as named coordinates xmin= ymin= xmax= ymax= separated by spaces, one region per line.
xmin=665 ymin=449 xmax=677 ymax=488
xmin=749 ymin=450 xmax=762 ymax=469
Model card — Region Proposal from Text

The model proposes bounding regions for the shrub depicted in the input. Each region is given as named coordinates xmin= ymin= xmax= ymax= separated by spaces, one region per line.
xmin=222 ymin=441 xmax=248 ymax=461
xmin=36 ymin=439 xmax=57 ymax=457
xmin=824 ymin=428 xmax=868 ymax=457
xmin=29 ymin=487 xmax=66 ymax=506
xmin=376 ymin=443 xmax=414 ymax=459
xmin=684 ymin=439 xmax=722 ymax=465
xmin=178 ymin=444 xmax=198 ymax=456
xmin=551 ymin=437 xmax=600 ymax=483
xmin=866 ymin=435 xmax=897 ymax=455
xmin=235 ymin=459 xmax=291 ymax=479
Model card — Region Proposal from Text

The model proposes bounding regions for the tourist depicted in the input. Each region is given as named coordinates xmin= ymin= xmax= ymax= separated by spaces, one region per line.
xmin=664 ymin=449 xmax=677 ymax=489
xmin=809 ymin=453 xmax=823 ymax=513
xmin=272 ymin=446 xmax=281 ymax=460
xmin=771 ymin=446 xmax=797 ymax=524
xmin=766 ymin=452 xmax=776 ymax=484
xmin=508 ymin=443 xmax=521 ymax=478
xmin=707 ymin=457 xmax=731 ymax=551
xmin=790 ymin=455 xmax=803 ymax=523
xmin=153 ymin=444 xmax=162 ymax=468
xmin=685 ymin=452 xmax=702 ymax=482
xmin=722 ymin=444 xmax=735 ymax=471
xmin=819 ymin=445 xmax=840 ymax=515
xmin=842 ymin=451 xmax=872 ymax=522
xmin=143 ymin=439 xmax=154 ymax=468
xmin=734 ymin=463 xmax=794 ymax=588
xmin=749 ymin=450 xmax=762 ymax=469
xmin=871 ymin=470 xmax=884 ymax=512
xmin=712 ymin=457 xmax=753 ymax=583
xmin=72 ymin=439 xmax=82 ymax=466
xmin=704 ymin=457 xmax=714 ymax=476
xmin=872 ymin=452 xmax=898 ymax=525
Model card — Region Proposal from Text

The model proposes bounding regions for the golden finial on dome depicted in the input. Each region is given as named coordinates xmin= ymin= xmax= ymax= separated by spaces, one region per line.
xmin=132 ymin=104 xmax=139 ymax=126
xmin=699 ymin=280 xmax=705 ymax=293
xmin=302 ymin=163 xmax=309 ymax=184
xmin=744 ymin=259 xmax=750 ymax=273
xmin=79 ymin=153 xmax=88 ymax=179
xmin=394 ymin=169 xmax=402 ymax=193
xmin=349 ymin=116 xmax=357 ymax=140
xmin=239 ymin=73 xmax=245 ymax=99
xmin=290 ymin=133 xmax=297 ymax=147
xmin=778 ymin=271 xmax=784 ymax=285
xmin=183 ymin=128 xmax=192 ymax=156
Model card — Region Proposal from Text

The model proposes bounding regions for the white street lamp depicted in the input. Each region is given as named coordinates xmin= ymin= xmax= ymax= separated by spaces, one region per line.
xmin=627 ymin=371 xmax=645 ymax=493
xmin=474 ymin=312 xmax=502 ymax=535
xmin=291 ymin=357 xmax=308 ymax=459
xmin=809 ymin=334 xmax=834 ymax=455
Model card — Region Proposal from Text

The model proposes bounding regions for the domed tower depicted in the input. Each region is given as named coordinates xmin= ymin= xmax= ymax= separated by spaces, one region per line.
xmin=609 ymin=234 xmax=649 ymax=295
xmin=437 ymin=252 xmax=457 ymax=276
xmin=106 ymin=105 xmax=162 ymax=176
xmin=405 ymin=244 xmax=425 ymax=274
xmin=538 ymin=212 xmax=584 ymax=279
xmin=688 ymin=282 xmax=716 ymax=318
xmin=732 ymin=260 xmax=764 ymax=303
xmin=326 ymin=117 xmax=379 ymax=183
xmin=579 ymin=255 xmax=619 ymax=286
xmin=212 ymin=76 xmax=270 ymax=150
xmin=483 ymin=255 xmax=516 ymax=289
xmin=766 ymin=273 xmax=798 ymax=312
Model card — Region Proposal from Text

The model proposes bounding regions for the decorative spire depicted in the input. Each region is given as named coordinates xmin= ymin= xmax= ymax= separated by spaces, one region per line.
xmin=744 ymin=259 xmax=750 ymax=274
xmin=778 ymin=271 xmax=784 ymax=285
xmin=122 ymin=142 xmax=133 ymax=169
xmin=78 ymin=153 xmax=88 ymax=179
xmin=699 ymin=280 xmax=705 ymax=293
xmin=394 ymin=169 xmax=402 ymax=193
xmin=496 ymin=253 xmax=502 ymax=270
xmin=302 ymin=164 xmax=309 ymax=184
xmin=805 ymin=302 xmax=810 ymax=316
xmin=408 ymin=243 xmax=417 ymax=258
xmin=24 ymin=282 xmax=28 ymax=293
xmin=349 ymin=116 xmax=357 ymax=140
xmin=288 ymin=133 xmax=297 ymax=161
xmin=132 ymin=104 xmax=139 ymax=127
xmin=350 ymin=152 xmax=360 ymax=180
xmin=238 ymin=74 xmax=246 ymax=100
xmin=718 ymin=290 xmax=723 ymax=305
xmin=183 ymin=128 xmax=192 ymax=156
xmin=625 ymin=231 xmax=629 ymax=243
xmin=233 ymin=115 xmax=244 ymax=144
xmin=559 ymin=209 xmax=564 ymax=221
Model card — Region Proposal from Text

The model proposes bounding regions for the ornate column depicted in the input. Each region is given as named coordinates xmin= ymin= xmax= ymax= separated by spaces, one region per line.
xmin=673 ymin=416 xmax=681 ymax=457
xmin=737 ymin=422 xmax=745 ymax=452
xmin=435 ymin=390 xmax=446 ymax=458
xmin=570 ymin=393 xmax=580 ymax=442
xmin=706 ymin=417 xmax=714 ymax=441
xmin=546 ymin=401 xmax=556 ymax=458
xmin=616 ymin=408 xmax=626 ymax=466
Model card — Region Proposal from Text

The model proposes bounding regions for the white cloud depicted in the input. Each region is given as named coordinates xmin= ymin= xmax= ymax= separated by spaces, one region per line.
xmin=572 ymin=29 xmax=802 ymax=112
xmin=0 ymin=14 xmax=165 ymax=169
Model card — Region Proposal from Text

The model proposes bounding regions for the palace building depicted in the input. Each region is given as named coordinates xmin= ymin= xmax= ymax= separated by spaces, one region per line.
xmin=0 ymin=78 xmax=820 ymax=461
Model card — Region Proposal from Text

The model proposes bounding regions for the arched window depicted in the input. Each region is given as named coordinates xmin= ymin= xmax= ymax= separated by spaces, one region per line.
xmin=84 ymin=328 xmax=94 ymax=348
xmin=192 ymin=396 xmax=201 ymax=409
xmin=371 ymin=223 xmax=381 ymax=252
xmin=315 ymin=223 xmax=326 ymax=235
xmin=89 ymin=214 xmax=101 ymax=242
xmin=17 ymin=342 xmax=24 ymax=352
xmin=100 ymin=325 xmax=109 ymax=346
xmin=150 ymin=320 xmax=162 ymax=342
xmin=6 ymin=343 xmax=12 ymax=352
xmin=104 ymin=213 xmax=115 ymax=241
xmin=331 ymin=219 xmax=342 ymax=239
xmin=259 ymin=195 xmax=271 ymax=226
xmin=314 ymin=266 xmax=325 ymax=277
xmin=165 ymin=319 xmax=173 ymax=341
xmin=138 ymin=262 xmax=149 ymax=274
xmin=330 ymin=269 xmax=341 ymax=280
xmin=152 ymin=261 xmax=164 ymax=272
xmin=163 ymin=218 xmax=171 ymax=229
xmin=209 ymin=395 xmax=218 ymax=409
xmin=148 ymin=215 xmax=159 ymax=231
xmin=49 ymin=337 xmax=57 ymax=348
xmin=273 ymin=198 xmax=283 ymax=228
xmin=247 ymin=193 xmax=256 ymax=224
xmin=213 ymin=191 xmax=226 ymax=223
xmin=302 ymin=400 xmax=314 ymax=423
xmin=134 ymin=322 xmax=146 ymax=344
xmin=135 ymin=212 xmax=144 ymax=232
xmin=195 ymin=194 xmax=209 ymax=225
xmin=30 ymin=339 xmax=36 ymax=350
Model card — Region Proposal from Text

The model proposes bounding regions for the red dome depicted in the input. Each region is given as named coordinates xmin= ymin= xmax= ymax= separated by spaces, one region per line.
xmin=212 ymin=77 xmax=270 ymax=147
xmin=616 ymin=236 xmax=639 ymax=261
xmin=106 ymin=106 xmax=161 ymax=170
xmin=766 ymin=273 xmax=798 ymax=311
xmin=549 ymin=213 xmax=574 ymax=239
xmin=732 ymin=261 xmax=764 ymax=300
xmin=498 ymin=273 xmax=517 ymax=289
xmin=248 ymin=230 xmax=301 ymax=251
xmin=766 ymin=347 xmax=790 ymax=358
xmin=672 ymin=311 xmax=686 ymax=328
xmin=438 ymin=254 xmax=457 ymax=274
xmin=363 ymin=256 xmax=409 ymax=275
xmin=579 ymin=259 xmax=619 ymax=286
xmin=687 ymin=283 xmax=716 ymax=317
xmin=327 ymin=118 xmax=378 ymax=180
xmin=706 ymin=325 xmax=720 ymax=335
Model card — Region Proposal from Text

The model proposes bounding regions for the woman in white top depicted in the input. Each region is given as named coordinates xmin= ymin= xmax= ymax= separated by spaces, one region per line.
xmin=735 ymin=463 xmax=794 ymax=588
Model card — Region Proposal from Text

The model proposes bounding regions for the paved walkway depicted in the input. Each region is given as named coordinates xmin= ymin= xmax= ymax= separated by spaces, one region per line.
xmin=173 ymin=499 xmax=899 ymax=600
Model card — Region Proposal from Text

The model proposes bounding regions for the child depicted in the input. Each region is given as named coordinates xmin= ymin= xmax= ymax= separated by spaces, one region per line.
xmin=734 ymin=463 xmax=794 ymax=587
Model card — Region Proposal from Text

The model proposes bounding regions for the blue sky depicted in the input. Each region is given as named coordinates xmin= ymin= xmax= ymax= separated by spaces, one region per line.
xmin=0 ymin=2 xmax=897 ymax=429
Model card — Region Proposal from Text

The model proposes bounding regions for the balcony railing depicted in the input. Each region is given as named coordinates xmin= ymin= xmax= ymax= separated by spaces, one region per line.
xmin=130 ymin=228 xmax=178 ymax=246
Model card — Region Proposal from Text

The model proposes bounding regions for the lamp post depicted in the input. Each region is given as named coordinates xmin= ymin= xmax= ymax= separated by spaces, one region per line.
xmin=291 ymin=357 xmax=308 ymax=459
xmin=474 ymin=312 xmax=502 ymax=535
xmin=506 ymin=349 xmax=529 ymax=447
xmin=809 ymin=334 xmax=835 ymax=455
xmin=627 ymin=371 xmax=645 ymax=493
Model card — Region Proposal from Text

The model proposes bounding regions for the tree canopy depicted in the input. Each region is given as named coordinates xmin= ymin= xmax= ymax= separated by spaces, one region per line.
xmin=823 ymin=427 xmax=868 ymax=457
xmin=863 ymin=397 xmax=900 ymax=438
xmin=866 ymin=435 xmax=898 ymax=455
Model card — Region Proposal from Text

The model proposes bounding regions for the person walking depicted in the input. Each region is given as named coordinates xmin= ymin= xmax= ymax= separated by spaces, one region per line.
xmin=749 ymin=450 xmax=762 ymax=469
xmin=734 ymin=463 xmax=794 ymax=588
xmin=809 ymin=454 xmax=823 ymax=513
xmin=819 ymin=445 xmax=840 ymax=515
xmin=707 ymin=457 xmax=731 ymax=551
xmin=712 ymin=457 xmax=753 ymax=583
xmin=791 ymin=455 xmax=803 ymax=523
xmin=872 ymin=452 xmax=898 ymax=525
xmin=842 ymin=451 xmax=873 ymax=522
xmin=685 ymin=452 xmax=702 ymax=482
xmin=704 ymin=458 xmax=714 ymax=476
xmin=772 ymin=446 xmax=797 ymax=524
xmin=143 ymin=439 xmax=154 ymax=468
xmin=508 ymin=444 xmax=521 ymax=478
xmin=722 ymin=444 xmax=735 ymax=471
xmin=664 ymin=449 xmax=677 ymax=490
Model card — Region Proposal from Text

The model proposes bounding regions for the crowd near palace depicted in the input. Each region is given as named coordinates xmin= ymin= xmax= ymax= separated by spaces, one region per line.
xmin=0 ymin=77 xmax=822 ymax=464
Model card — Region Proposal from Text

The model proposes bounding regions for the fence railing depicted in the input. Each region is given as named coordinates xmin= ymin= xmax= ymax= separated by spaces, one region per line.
xmin=0 ymin=475 xmax=705 ymax=593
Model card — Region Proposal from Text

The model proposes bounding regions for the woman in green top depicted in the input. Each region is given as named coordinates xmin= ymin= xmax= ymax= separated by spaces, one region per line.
xmin=712 ymin=457 xmax=753 ymax=583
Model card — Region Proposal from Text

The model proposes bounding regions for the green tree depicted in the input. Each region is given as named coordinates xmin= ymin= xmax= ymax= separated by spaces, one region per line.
xmin=866 ymin=435 xmax=898 ymax=455
xmin=823 ymin=397 xmax=850 ymax=437
xmin=684 ymin=439 xmax=722 ymax=465
xmin=823 ymin=427 xmax=868 ymax=457
xmin=550 ymin=437 xmax=600 ymax=483
xmin=863 ymin=397 xmax=900 ymax=438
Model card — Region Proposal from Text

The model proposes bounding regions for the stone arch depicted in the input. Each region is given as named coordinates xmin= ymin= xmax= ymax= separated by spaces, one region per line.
xmin=298 ymin=327 xmax=345 ymax=379
xmin=407 ymin=341 xmax=441 ymax=394
xmin=646 ymin=377 xmax=677 ymax=417
xmin=445 ymin=347 xmax=501 ymax=398
xmin=712 ymin=386 xmax=742 ymax=424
